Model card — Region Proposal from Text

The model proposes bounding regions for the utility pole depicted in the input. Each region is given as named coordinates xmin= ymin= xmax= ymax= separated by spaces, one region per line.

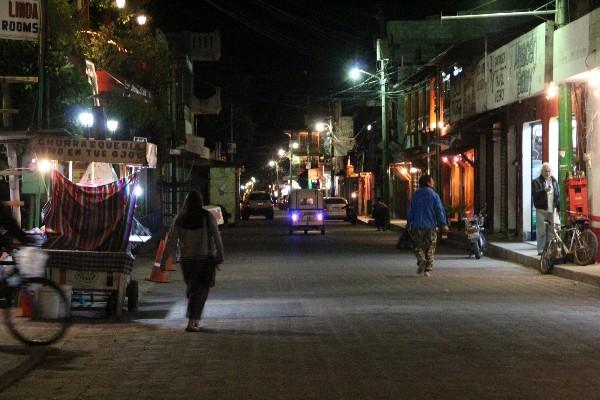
xmin=556 ymin=0 xmax=572 ymax=223
xmin=377 ymin=38 xmax=389 ymax=205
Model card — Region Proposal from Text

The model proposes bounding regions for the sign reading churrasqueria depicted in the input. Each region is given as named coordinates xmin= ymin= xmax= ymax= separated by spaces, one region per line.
xmin=30 ymin=137 xmax=156 ymax=166
xmin=0 ymin=0 xmax=40 ymax=41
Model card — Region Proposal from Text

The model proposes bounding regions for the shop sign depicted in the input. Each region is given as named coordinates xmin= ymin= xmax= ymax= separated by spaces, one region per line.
xmin=461 ymin=65 xmax=477 ymax=119
xmin=553 ymin=9 xmax=600 ymax=82
xmin=450 ymin=74 xmax=463 ymax=122
xmin=30 ymin=137 xmax=157 ymax=167
xmin=474 ymin=58 xmax=488 ymax=113
xmin=0 ymin=0 xmax=39 ymax=41
xmin=486 ymin=22 xmax=550 ymax=109
xmin=183 ymin=135 xmax=210 ymax=158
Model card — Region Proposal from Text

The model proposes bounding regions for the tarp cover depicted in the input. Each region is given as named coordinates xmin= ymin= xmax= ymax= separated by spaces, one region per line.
xmin=43 ymin=170 xmax=138 ymax=251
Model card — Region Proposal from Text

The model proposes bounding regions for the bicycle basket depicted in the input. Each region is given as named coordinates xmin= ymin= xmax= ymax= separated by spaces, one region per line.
xmin=14 ymin=247 xmax=47 ymax=277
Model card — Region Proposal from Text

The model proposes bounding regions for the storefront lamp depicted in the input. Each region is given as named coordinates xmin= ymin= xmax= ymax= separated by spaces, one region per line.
xmin=36 ymin=159 xmax=52 ymax=174
xmin=546 ymin=82 xmax=559 ymax=99
xmin=278 ymin=148 xmax=286 ymax=157
xmin=291 ymin=142 xmax=299 ymax=150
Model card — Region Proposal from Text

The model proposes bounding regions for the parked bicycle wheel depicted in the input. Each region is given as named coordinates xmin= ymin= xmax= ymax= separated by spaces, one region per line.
xmin=4 ymin=277 xmax=70 ymax=346
xmin=574 ymin=229 xmax=599 ymax=266
xmin=540 ymin=239 xmax=559 ymax=274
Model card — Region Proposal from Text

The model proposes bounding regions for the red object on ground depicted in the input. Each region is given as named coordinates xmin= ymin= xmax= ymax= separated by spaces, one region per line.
xmin=20 ymin=290 xmax=34 ymax=317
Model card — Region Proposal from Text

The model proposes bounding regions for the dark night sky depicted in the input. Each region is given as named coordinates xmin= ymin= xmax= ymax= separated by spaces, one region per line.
xmin=148 ymin=0 xmax=551 ymax=171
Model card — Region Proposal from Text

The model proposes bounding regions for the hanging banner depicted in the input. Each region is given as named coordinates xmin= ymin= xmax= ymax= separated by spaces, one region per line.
xmin=0 ymin=0 xmax=40 ymax=41
xmin=30 ymin=137 xmax=157 ymax=167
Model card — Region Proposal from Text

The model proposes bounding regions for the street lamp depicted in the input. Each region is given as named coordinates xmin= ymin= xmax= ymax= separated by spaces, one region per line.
xmin=268 ymin=160 xmax=279 ymax=189
xmin=136 ymin=13 xmax=148 ymax=26
xmin=349 ymin=38 xmax=389 ymax=205
xmin=78 ymin=111 xmax=94 ymax=137
xmin=106 ymin=119 xmax=119 ymax=136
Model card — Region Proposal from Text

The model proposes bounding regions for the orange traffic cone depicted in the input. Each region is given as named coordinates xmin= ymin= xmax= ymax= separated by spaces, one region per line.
xmin=160 ymin=235 xmax=176 ymax=271
xmin=146 ymin=239 xmax=169 ymax=283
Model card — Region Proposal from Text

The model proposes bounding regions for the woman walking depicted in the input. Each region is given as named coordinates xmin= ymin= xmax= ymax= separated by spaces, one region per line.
xmin=161 ymin=191 xmax=224 ymax=332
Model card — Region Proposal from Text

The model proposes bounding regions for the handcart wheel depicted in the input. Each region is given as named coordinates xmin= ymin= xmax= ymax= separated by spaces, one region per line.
xmin=105 ymin=294 xmax=118 ymax=315
xmin=126 ymin=280 xmax=139 ymax=312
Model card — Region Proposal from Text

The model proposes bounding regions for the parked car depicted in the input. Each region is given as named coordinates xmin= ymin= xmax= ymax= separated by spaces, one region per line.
xmin=241 ymin=191 xmax=274 ymax=220
xmin=324 ymin=197 xmax=349 ymax=220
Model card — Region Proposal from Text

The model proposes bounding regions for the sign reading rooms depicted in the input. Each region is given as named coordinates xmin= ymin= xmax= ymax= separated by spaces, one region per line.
xmin=0 ymin=0 xmax=39 ymax=41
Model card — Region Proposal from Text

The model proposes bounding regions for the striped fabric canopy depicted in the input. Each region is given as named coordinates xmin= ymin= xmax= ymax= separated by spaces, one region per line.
xmin=43 ymin=169 xmax=138 ymax=251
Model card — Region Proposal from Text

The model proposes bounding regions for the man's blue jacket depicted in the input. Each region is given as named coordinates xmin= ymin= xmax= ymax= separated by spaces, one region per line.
xmin=407 ymin=186 xmax=447 ymax=230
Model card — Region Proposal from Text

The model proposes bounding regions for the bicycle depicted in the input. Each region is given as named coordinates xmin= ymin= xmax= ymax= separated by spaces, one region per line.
xmin=0 ymin=242 xmax=70 ymax=345
xmin=539 ymin=213 xmax=599 ymax=274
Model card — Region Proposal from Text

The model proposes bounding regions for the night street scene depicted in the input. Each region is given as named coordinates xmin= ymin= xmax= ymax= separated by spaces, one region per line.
xmin=2 ymin=0 xmax=600 ymax=399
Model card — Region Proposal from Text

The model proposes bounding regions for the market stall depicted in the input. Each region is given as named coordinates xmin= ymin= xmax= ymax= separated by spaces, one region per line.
xmin=29 ymin=136 xmax=157 ymax=316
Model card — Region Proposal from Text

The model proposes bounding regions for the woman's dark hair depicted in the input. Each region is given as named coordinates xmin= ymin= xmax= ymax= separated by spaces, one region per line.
xmin=178 ymin=191 xmax=207 ymax=229
xmin=418 ymin=174 xmax=432 ymax=187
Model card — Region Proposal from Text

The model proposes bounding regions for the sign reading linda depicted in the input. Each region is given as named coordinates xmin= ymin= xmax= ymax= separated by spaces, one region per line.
xmin=0 ymin=0 xmax=40 ymax=41
xmin=30 ymin=137 xmax=157 ymax=167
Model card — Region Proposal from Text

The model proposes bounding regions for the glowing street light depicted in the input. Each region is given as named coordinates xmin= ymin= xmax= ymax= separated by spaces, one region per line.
xmin=78 ymin=111 xmax=94 ymax=138
xmin=78 ymin=111 xmax=94 ymax=128
xmin=106 ymin=119 xmax=119 ymax=135
xmin=136 ymin=14 xmax=147 ymax=25
xmin=115 ymin=0 xmax=126 ymax=8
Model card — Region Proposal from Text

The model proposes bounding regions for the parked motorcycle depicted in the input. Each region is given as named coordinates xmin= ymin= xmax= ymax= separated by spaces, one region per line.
xmin=463 ymin=207 xmax=487 ymax=259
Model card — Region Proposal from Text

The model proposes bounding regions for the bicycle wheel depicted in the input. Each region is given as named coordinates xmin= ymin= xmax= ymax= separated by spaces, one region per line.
xmin=4 ymin=277 xmax=70 ymax=346
xmin=574 ymin=230 xmax=599 ymax=266
xmin=540 ymin=239 xmax=559 ymax=274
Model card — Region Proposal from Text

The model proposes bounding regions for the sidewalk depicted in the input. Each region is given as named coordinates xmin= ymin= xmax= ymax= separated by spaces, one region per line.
xmin=358 ymin=215 xmax=600 ymax=289
xmin=0 ymin=255 xmax=157 ymax=392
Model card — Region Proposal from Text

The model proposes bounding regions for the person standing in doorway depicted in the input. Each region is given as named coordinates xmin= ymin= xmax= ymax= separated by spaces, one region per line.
xmin=532 ymin=162 xmax=560 ymax=255
xmin=407 ymin=175 xmax=449 ymax=277
xmin=161 ymin=191 xmax=225 ymax=332
xmin=372 ymin=197 xmax=389 ymax=231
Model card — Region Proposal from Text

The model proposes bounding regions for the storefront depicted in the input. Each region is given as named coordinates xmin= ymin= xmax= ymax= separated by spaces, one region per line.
xmin=440 ymin=149 xmax=475 ymax=221
xmin=552 ymin=8 xmax=600 ymax=257
xmin=389 ymin=162 xmax=421 ymax=220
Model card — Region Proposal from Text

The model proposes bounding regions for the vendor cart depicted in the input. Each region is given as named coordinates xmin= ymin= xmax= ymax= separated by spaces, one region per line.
xmin=29 ymin=136 xmax=157 ymax=316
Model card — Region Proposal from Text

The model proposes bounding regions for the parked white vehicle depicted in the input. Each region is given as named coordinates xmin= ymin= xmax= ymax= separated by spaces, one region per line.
xmin=288 ymin=189 xmax=325 ymax=235
xmin=324 ymin=197 xmax=349 ymax=220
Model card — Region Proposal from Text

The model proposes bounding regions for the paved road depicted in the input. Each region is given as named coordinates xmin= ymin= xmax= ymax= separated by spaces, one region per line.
xmin=3 ymin=213 xmax=600 ymax=399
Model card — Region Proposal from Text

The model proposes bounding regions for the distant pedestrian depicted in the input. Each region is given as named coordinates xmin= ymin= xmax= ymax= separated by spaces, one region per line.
xmin=532 ymin=162 xmax=560 ymax=255
xmin=407 ymin=175 xmax=449 ymax=277
xmin=372 ymin=198 xmax=389 ymax=231
xmin=161 ymin=191 xmax=224 ymax=332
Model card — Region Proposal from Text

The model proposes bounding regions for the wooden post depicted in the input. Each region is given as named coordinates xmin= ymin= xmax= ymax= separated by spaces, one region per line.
xmin=6 ymin=143 xmax=21 ymax=226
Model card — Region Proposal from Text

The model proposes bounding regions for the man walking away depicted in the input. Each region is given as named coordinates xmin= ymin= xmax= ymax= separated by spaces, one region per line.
xmin=407 ymin=175 xmax=449 ymax=277
xmin=532 ymin=162 xmax=560 ymax=255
